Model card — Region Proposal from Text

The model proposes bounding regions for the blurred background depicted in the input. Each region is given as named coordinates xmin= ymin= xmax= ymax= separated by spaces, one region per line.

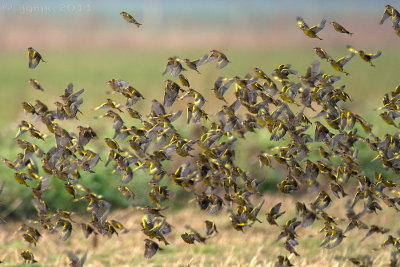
xmin=1 ymin=0 xmax=399 ymax=118
xmin=1 ymin=0 xmax=399 ymax=216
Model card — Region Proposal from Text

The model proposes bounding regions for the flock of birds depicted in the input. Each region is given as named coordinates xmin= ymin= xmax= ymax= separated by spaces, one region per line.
xmin=2 ymin=4 xmax=400 ymax=266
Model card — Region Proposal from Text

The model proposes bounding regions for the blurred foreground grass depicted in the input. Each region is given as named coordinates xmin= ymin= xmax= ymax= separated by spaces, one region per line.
xmin=0 ymin=195 xmax=396 ymax=266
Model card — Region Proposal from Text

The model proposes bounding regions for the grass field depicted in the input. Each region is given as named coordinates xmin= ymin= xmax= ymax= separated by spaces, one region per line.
xmin=0 ymin=195 xmax=396 ymax=266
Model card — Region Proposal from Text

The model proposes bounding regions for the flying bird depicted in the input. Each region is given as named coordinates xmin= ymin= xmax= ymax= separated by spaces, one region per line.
xmin=347 ymin=46 xmax=382 ymax=66
xmin=330 ymin=21 xmax=353 ymax=35
xmin=120 ymin=11 xmax=142 ymax=27
xmin=28 ymin=47 xmax=45 ymax=69
xmin=327 ymin=53 xmax=355 ymax=75
xmin=380 ymin=5 xmax=400 ymax=25
xmin=296 ymin=17 xmax=326 ymax=40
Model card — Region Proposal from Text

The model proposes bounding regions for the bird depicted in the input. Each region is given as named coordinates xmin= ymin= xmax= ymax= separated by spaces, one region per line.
xmin=313 ymin=47 xmax=330 ymax=61
xmin=120 ymin=11 xmax=142 ymax=27
xmin=380 ymin=5 xmax=400 ymax=25
xmin=275 ymin=255 xmax=293 ymax=267
xmin=266 ymin=203 xmax=285 ymax=225
xmin=204 ymin=220 xmax=218 ymax=236
xmin=203 ymin=50 xmax=231 ymax=69
xmin=296 ymin=17 xmax=326 ymax=40
xmin=67 ymin=251 xmax=87 ymax=267
xmin=178 ymin=74 xmax=190 ymax=87
xmin=392 ymin=23 xmax=400 ymax=37
xmin=144 ymin=239 xmax=162 ymax=259
xmin=330 ymin=21 xmax=353 ymax=35
xmin=162 ymin=57 xmax=186 ymax=77
xmin=327 ymin=53 xmax=355 ymax=75
xmin=347 ymin=46 xmax=382 ymax=67
xmin=28 ymin=79 xmax=44 ymax=91
xmin=20 ymin=250 xmax=37 ymax=263
xmin=117 ymin=186 xmax=135 ymax=200
xmin=182 ymin=58 xmax=201 ymax=73
xmin=28 ymin=47 xmax=45 ymax=69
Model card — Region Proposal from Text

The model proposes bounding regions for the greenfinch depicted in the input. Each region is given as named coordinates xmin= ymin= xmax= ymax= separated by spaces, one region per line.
xmin=313 ymin=47 xmax=330 ymax=61
xmin=327 ymin=53 xmax=355 ymax=75
xmin=330 ymin=21 xmax=353 ymax=35
xmin=28 ymin=47 xmax=45 ymax=69
xmin=380 ymin=5 xmax=400 ymax=25
xmin=28 ymin=79 xmax=44 ymax=91
xmin=347 ymin=46 xmax=382 ymax=67
xmin=296 ymin=17 xmax=326 ymax=40
xmin=120 ymin=11 xmax=142 ymax=27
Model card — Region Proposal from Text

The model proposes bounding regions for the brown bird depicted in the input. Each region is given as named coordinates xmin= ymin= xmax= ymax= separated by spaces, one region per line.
xmin=330 ymin=21 xmax=353 ymax=35
xmin=120 ymin=11 xmax=142 ymax=27
xmin=313 ymin=47 xmax=330 ymax=61
xmin=144 ymin=239 xmax=162 ymax=259
xmin=28 ymin=79 xmax=44 ymax=91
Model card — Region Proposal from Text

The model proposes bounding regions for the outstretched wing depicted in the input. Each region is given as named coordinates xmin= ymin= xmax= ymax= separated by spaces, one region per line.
xmin=162 ymin=63 xmax=173 ymax=75
xmin=367 ymin=51 xmax=382 ymax=60
xmin=337 ymin=53 xmax=355 ymax=66
xmin=296 ymin=17 xmax=309 ymax=29
xmin=310 ymin=19 xmax=326 ymax=33
xmin=380 ymin=8 xmax=391 ymax=24
xmin=346 ymin=45 xmax=359 ymax=55
xmin=29 ymin=56 xmax=39 ymax=69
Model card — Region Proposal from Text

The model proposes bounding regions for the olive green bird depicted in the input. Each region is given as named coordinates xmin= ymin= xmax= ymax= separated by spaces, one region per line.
xmin=28 ymin=47 xmax=45 ymax=69
xmin=20 ymin=250 xmax=37 ymax=263
xmin=144 ymin=239 xmax=162 ymax=259
xmin=313 ymin=47 xmax=330 ymax=61
xmin=347 ymin=46 xmax=382 ymax=66
xmin=296 ymin=17 xmax=326 ymax=40
xmin=327 ymin=53 xmax=355 ymax=75
xmin=380 ymin=5 xmax=400 ymax=25
xmin=393 ymin=23 xmax=400 ymax=37
xmin=120 ymin=11 xmax=142 ymax=27
xmin=330 ymin=21 xmax=353 ymax=35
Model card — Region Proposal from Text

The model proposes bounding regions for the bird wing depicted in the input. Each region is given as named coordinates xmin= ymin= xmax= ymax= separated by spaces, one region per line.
xmin=337 ymin=53 xmax=355 ymax=66
xmin=162 ymin=63 xmax=173 ymax=75
xmin=310 ymin=19 xmax=326 ymax=33
xmin=216 ymin=58 xmax=229 ymax=69
xmin=380 ymin=8 xmax=391 ymax=24
xmin=219 ymin=79 xmax=235 ymax=96
xmin=309 ymin=60 xmax=321 ymax=77
xmin=196 ymin=54 xmax=209 ymax=67
xmin=229 ymin=99 xmax=241 ymax=113
xmin=296 ymin=17 xmax=309 ymax=29
xmin=368 ymin=51 xmax=382 ymax=59
xmin=29 ymin=54 xmax=39 ymax=69
xmin=171 ymin=66 xmax=184 ymax=77
xmin=346 ymin=45 xmax=359 ymax=54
